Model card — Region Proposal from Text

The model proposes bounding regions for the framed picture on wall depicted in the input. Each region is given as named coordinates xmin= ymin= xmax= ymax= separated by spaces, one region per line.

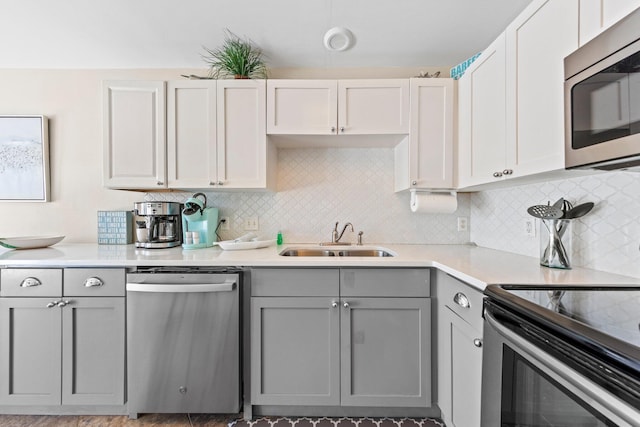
xmin=0 ymin=115 xmax=50 ymax=202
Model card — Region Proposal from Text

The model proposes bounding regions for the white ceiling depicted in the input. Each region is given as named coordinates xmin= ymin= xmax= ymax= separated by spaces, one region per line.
xmin=2 ymin=0 xmax=532 ymax=70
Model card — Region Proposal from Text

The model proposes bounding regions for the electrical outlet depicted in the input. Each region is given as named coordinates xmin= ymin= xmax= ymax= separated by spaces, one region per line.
xmin=457 ymin=217 xmax=468 ymax=232
xmin=524 ymin=218 xmax=536 ymax=237
xmin=244 ymin=217 xmax=259 ymax=231
xmin=220 ymin=217 xmax=230 ymax=231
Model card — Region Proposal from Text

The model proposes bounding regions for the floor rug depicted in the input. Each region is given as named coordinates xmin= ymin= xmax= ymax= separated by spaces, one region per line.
xmin=230 ymin=417 xmax=444 ymax=427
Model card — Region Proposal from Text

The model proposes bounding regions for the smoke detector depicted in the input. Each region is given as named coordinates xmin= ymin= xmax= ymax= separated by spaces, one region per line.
xmin=323 ymin=27 xmax=354 ymax=52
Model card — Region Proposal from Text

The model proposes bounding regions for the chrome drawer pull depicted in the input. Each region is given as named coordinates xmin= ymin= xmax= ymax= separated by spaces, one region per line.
xmin=453 ymin=292 xmax=470 ymax=309
xmin=473 ymin=338 xmax=482 ymax=348
xmin=20 ymin=277 xmax=42 ymax=288
xmin=84 ymin=277 xmax=104 ymax=288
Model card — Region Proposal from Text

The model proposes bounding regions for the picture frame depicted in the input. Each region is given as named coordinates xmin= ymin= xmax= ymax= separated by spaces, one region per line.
xmin=0 ymin=115 xmax=50 ymax=202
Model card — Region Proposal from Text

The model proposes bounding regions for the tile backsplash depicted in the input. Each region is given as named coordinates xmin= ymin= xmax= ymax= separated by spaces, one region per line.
xmin=470 ymin=171 xmax=640 ymax=279
xmin=146 ymin=148 xmax=471 ymax=245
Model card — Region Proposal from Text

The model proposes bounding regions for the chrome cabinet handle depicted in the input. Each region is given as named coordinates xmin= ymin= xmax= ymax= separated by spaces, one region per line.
xmin=331 ymin=126 xmax=336 ymax=133
xmin=209 ymin=181 xmax=216 ymax=186
xmin=453 ymin=292 xmax=470 ymax=309
xmin=343 ymin=301 xmax=350 ymax=308
xmin=502 ymin=169 xmax=513 ymax=175
xmin=157 ymin=181 xmax=164 ymax=186
xmin=332 ymin=301 xmax=338 ymax=308
xmin=84 ymin=277 xmax=104 ymax=288
xmin=217 ymin=181 xmax=224 ymax=186
xmin=473 ymin=339 xmax=482 ymax=348
xmin=340 ymin=127 xmax=345 ymax=133
xmin=46 ymin=301 xmax=59 ymax=308
xmin=57 ymin=300 xmax=70 ymax=307
xmin=492 ymin=171 xmax=503 ymax=178
xmin=20 ymin=277 xmax=42 ymax=287
xmin=412 ymin=180 xmax=417 ymax=186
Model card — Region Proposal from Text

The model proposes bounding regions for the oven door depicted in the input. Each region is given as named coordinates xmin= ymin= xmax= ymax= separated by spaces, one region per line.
xmin=481 ymin=303 xmax=640 ymax=427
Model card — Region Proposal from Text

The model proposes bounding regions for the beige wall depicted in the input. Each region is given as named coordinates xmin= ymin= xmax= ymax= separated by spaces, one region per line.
xmin=0 ymin=67 xmax=448 ymax=243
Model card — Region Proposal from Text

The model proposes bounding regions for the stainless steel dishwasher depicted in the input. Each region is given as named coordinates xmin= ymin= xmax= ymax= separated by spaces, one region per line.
xmin=126 ymin=267 xmax=241 ymax=418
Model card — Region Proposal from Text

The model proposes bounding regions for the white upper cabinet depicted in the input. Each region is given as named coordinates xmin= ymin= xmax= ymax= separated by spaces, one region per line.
xmin=395 ymin=78 xmax=454 ymax=190
xmin=107 ymin=79 xmax=272 ymax=191
xmin=458 ymin=0 xmax=579 ymax=189
xmin=267 ymin=79 xmax=409 ymax=135
xmin=103 ymin=81 xmax=166 ymax=189
xmin=267 ymin=80 xmax=337 ymax=135
xmin=216 ymin=80 xmax=272 ymax=189
xmin=338 ymin=80 xmax=410 ymax=134
xmin=457 ymin=34 xmax=507 ymax=188
xmin=167 ymin=81 xmax=217 ymax=189
xmin=579 ymin=0 xmax=640 ymax=46
xmin=505 ymin=0 xmax=579 ymax=177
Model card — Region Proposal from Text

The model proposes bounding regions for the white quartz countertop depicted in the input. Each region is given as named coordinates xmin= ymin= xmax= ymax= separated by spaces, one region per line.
xmin=1 ymin=243 xmax=638 ymax=291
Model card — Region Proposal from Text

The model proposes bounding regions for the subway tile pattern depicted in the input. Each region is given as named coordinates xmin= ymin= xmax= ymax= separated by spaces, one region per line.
xmin=145 ymin=148 xmax=471 ymax=245
xmin=470 ymin=171 xmax=640 ymax=279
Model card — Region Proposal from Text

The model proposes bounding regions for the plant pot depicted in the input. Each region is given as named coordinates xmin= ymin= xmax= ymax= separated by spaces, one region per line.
xmin=234 ymin=75 xmax=249 ymax=79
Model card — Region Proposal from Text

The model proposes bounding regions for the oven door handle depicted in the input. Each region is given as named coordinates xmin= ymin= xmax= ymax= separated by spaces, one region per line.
xmin=484 ymin=310 xmax=640 ymax=426
xmin=126 ymin=280 xmax=236 ymax=293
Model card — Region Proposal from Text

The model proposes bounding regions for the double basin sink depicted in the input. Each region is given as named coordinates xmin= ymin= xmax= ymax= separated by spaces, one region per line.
xmin=279 ymin=246 xmax=394 ymax=257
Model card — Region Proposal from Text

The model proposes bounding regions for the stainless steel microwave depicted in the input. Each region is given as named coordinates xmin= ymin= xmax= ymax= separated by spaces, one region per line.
xmin=565 ymin=7 xmax=640 ymax=171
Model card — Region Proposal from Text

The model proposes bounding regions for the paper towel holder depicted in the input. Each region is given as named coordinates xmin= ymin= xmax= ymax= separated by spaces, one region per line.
xmin=410 ymin=189 xmax=458 ymax=214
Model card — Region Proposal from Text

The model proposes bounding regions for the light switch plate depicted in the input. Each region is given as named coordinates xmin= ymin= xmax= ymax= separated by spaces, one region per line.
xmin=244 ymin=217 xmax=259 ymax=231
xmin=524 ymin=218 xmax=536 ymax=237
xmin=457 ymin=217 xmax=468 ymax=232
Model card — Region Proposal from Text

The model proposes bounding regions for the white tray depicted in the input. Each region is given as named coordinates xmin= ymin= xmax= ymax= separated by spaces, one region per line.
xmin=0 ymin=235 xmax=65 ymax=250
xmin=216 ymin=239 xmax=275 ymax=251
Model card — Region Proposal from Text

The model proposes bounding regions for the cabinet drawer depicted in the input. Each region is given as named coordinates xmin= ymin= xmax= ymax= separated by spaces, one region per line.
xmin=437 ymin=271 xmax=483 ymax=330
xmin=340 ymin=268 xmax=430 ymax=297
xmin=64 ymin=268 xmax=125 ymax=297
xmin=0 ymin=268 xmax=63 ymax=297
xmin=251 ymin=268 xmax=339 ymax=297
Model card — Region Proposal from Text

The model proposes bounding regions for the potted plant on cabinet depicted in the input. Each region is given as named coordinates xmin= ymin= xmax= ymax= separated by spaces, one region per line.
xmin=202 ymin=30 xmax=268 ymax=79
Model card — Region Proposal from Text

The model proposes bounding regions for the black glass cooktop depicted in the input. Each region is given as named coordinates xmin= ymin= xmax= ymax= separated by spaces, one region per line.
xmin=484 ymin=285 xmax=640 ymax=367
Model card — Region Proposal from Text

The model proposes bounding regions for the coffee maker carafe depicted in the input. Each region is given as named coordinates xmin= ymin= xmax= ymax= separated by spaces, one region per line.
xmin=133 ymin=202 xmax=183 ymax=249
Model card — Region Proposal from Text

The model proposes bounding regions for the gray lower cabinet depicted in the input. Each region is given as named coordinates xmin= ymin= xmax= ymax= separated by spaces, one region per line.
xmin=251 ymin=297 xmax=340 ymax=406
xmin=435 ymin=270 xmax=484 ymax=427
xmin=250 ymin=268 xmax=431 ymax=410
xmin=341 ymin=297 xmax=430 ymax=407
xmin=0 ymin=297 xmax=62 ymax=406
xmin=0 ymin=268 xmax=126 ymax=408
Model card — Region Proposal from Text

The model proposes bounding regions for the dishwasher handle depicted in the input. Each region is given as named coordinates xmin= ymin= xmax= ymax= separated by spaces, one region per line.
xmin=126 ymin=279 xmax=236 ymax=293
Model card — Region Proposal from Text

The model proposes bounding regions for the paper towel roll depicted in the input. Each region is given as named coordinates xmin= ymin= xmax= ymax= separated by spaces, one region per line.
xmin=410 ymin=190 xmax=457 ymax=214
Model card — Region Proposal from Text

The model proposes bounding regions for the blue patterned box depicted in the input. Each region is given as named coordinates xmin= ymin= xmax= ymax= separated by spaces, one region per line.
xmin=450 ymin=52 xmax=482 ymax=80
xmin=97 ymin=211 xmax=133 ymax=244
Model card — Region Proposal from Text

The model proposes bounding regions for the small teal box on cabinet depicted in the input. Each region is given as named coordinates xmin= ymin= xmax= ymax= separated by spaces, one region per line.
xmin=450 ymin=52 xmax=482 ymax=80
xmin=97 ymin=211 xmax=133 ymax=244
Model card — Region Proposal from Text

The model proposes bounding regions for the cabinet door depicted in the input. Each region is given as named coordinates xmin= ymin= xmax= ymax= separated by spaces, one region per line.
xmin=579 ymin=0 xmax=640 ymax=46
xmin=340 ymin=297 xmax=430 ymax=407
xmin=338 ymin=80 xmax=410 ymax=134
xmin=407 ymin=78 xmax=454 ymax=189
xmin=167 ymin=81 xmax=217 ymax=189
xmin=457 ymin=33 xmax=507 ymax=188
xmin=251 ymin=297 xmax=340 ymax=406
xmin=103 ymin=80 xmax=166 ymax=189
xmin=0 ymin=298 xmax=62 ymax=406
xmin=61 ymin=297 xmax=125 ymax=405
xmin=444 ymin=307 xmax=483 ymax=427
xmin=505 ymin=0 xmax=579 ymax=176
xmin=266 ymin=80 xmax=338 ymax=134
xmin=217 ymin=80 xmax=269 ymax=189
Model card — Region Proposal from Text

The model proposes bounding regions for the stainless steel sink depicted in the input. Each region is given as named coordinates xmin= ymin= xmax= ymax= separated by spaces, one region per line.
xmin=279 ymin=247 xmax=394 ymax=257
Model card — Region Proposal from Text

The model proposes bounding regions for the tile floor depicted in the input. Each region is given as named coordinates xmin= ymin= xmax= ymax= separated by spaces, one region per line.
xmin=0 ymin=413 xmax=239 ymax=426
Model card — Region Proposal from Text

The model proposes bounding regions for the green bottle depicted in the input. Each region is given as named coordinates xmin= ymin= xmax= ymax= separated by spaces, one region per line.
xmin=277 ymin=231 xmax=283 ymax=245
